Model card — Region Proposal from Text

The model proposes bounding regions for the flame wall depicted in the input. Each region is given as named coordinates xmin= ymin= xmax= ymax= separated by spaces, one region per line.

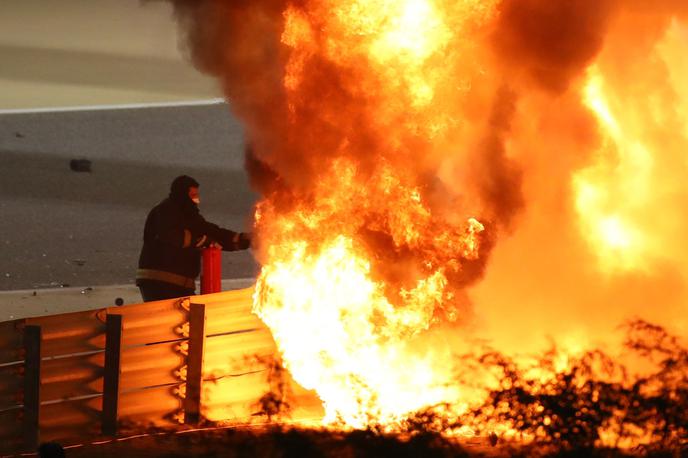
xmin=168 ymin=0 xmax=688 ymax=426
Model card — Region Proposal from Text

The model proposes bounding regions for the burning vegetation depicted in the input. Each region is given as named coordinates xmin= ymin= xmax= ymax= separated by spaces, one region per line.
xmin=61 ymin=319 xmax=687 ymax=456
xmin=164 ymin=0 xmax=688 ymax=453
xmin=248 ymin=319 xmax=688 ymax=453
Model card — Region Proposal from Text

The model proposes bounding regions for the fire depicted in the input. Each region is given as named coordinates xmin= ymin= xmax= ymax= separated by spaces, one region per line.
xmin=573 ymin=66 xmax=653 ymax=272
xmin=253 ymin=157 xmax=484 ymax=426
xmin=168 ymin=0 xmax=688 ymax=445
xmin=254 ymin=236 xmax=451 ymax=426
xmin=247 ymin=0 xmax=500 ymax=427
xmin=573 ymin=19 xmax=688 ymax=275
xmin=252 ymin=1 xmax=688 ymax=429
xmin=252 ymin=1 xmax=498 ymax=425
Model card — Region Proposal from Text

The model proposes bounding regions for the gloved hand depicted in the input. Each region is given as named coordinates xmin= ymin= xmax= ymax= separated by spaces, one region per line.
xmin=239 ymin=232 xmax=252 ymax=250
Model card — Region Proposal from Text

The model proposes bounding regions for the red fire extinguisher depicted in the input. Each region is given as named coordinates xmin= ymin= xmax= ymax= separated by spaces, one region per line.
xmin=201 ymin=246 xmax=222 ymax=294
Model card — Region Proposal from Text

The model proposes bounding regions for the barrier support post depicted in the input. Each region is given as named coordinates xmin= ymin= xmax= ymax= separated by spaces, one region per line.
xmin=184 ymin=302 xmax=206 ymax=425
xmin=102 ymin=314 xmax=123 ymax=436
xmin=23 ymin=325 xmax=41 ymax=450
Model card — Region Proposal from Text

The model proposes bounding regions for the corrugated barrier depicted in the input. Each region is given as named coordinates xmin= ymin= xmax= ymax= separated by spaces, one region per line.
xmin=0 ymin=287 xmax=322 ymax=454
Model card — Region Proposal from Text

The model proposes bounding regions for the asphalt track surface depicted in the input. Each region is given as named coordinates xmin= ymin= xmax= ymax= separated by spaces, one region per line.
xmin=0 ymin=103 xmax=260 ymax=291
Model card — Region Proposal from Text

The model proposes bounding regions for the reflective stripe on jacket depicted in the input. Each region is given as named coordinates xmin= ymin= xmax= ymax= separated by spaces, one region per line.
xmin=136 ymin=268 xmax=195 ymax=289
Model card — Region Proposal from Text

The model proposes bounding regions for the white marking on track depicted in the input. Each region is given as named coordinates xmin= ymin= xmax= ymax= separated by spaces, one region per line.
xmin=0 ymin=98 xmax=226 ymax=115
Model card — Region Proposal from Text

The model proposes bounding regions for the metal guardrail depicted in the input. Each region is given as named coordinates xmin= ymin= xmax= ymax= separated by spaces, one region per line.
xmin=0 ymin=287 xmax=283 ymax=453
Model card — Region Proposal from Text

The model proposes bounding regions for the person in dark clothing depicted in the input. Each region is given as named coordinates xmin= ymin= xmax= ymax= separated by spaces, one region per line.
xmin=136 ymin=175 xmax=251 ymax=302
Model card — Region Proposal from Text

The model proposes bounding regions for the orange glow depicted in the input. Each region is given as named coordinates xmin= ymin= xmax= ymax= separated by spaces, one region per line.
xmin=573 ymin=17 xmax=688 ymax=276
xmin=167 ymin=0 xmax=688 ymax=440
xmin=573 ymin=66 xmax=654 ymax=272
xmin=241 ymin=0 xmax=688 ymax=432
xmin=253 ymin=2 xmax=495 ymax=426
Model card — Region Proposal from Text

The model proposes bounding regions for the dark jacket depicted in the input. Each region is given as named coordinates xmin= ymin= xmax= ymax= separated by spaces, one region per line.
xmin=136 ymin=196 xmax=249 ymax=289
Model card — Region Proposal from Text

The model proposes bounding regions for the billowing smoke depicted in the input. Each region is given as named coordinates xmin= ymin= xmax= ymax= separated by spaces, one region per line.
xmin=166 ymin=0 xmax=688 ymax=424
xmin=491 ymin=0 xmax=616 ymax=92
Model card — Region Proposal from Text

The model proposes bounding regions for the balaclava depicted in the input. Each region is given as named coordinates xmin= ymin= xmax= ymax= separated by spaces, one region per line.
xmin=169 ymin=175 xmax=200 ymax=213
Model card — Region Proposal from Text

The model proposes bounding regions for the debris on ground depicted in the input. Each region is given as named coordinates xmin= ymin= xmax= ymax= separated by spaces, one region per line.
xmin=69 ymin=159 xmax=92 ymax=172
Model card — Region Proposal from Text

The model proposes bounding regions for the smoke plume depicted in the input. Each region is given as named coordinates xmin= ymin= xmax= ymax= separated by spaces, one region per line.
xmin=166 ymin=0 xmax=688 ymax=375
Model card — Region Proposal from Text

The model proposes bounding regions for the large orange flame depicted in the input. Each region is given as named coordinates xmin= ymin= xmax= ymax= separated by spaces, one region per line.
xmin=169 ymin=0 xmax=688 ymax=435
xmin=253 ymin=160 xmax=485 ymax=426
xmin=250 ymin=0 xmax=499 ymax=426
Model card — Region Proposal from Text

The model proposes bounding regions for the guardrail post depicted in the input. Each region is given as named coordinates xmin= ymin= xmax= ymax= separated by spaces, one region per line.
xmin=102 ymin=314 xmax=123 ymax=436
xmin=201 ymin=247 xmax=222 ymax=294
xmin=184 ymin=303 xmax=206 ymax=425
xmin=23 ymin=325 xmax=41 ymax=450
